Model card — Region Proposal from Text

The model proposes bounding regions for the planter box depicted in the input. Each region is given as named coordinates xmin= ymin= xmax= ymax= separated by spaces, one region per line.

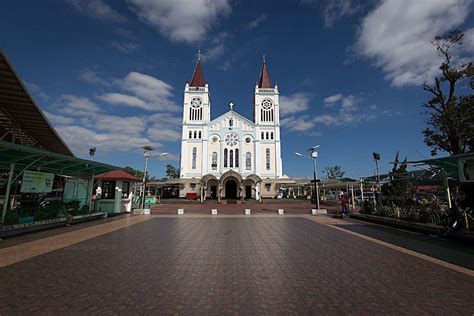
xmin=0 ymin=212 xmax=107 ymax=238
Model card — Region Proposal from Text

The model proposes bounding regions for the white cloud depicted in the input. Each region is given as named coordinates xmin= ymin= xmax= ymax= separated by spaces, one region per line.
xmin=463 ymin=28 xmax=474 ymax=53
xmin=79 ymin=69 xmax=109 ymax=86
xmin=355 ymin=0 xmax=473 ymax=86
xmin=201 ymin=33 xmax=229 ymax=61
xmin=247 ymin=14 xmax=267 ymax=30
xmin=281 ymin=115 xmax=318 ymax=132
xmin=118 ymin=72 xmax=173 ymax=101
xmin=97 ymin=93 xmax=148 ymax=109
xmin=146 ymin=113 xmax=182 ymax=141
xmin=60 ymin=95 xmax=101 ymax=115
xmin=43 ymin=111 xmax=74 ymax=125
xmin=323 ymin=0 xmax=361 ymax=28
xmin=67 ymin=0 xmax=126 ymax=23
xmin=323 ymin=93 xmax=343 ymax=105
xmin=147 ymin=128 xmax=181 ymax=142
xmin=281 ymin=92 xmax=379 ymax=133
xmin=25 ymin=82 xmax=49 ymax=101
xmin=280 ymin=93 xmax=311 ymax=116
xmin=126 ymin=0 xmax=231 ymax=43
xmin=111 ymin=41 xmax=140 ymax=54
xmin=56 ymin=125 xmax=157 ymax=153
xmin=97 ymin=72 xmax=180 ymax=112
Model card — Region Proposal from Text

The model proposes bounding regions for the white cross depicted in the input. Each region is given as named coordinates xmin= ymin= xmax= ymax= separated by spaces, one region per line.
xmin=197 ymin=49 xmax=201 ymax=61
xmin=229 ymin=102 xmax=234 ymax=110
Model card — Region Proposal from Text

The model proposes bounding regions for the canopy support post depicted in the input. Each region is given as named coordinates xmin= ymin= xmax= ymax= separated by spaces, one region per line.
xmin=1 ymin=163 xmax=15 ymax=225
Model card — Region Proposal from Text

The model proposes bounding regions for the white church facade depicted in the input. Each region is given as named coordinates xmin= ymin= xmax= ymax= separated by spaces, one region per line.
xmin=179 ymin=57 xmax=288 ymax=202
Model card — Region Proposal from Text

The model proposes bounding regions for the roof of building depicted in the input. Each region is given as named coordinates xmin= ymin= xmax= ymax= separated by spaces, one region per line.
xmin=0 ymin=140 xmax=120 ymax=178
xmin=95 ymin=170 xmax=139 ymax=182
xmin=190 ymin=60 xmax=206 ymax=87
xmin=0 ymin=49 xmax=74 ymax=156
xmin=257 ymin=62 xmax=273 ymax=88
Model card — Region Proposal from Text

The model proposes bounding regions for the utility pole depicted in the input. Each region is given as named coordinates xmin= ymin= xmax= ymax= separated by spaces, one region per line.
xmin=309 ymin=147 xmax=320 ymax=210
xmin=373 ymin=152 xmax=381 ymax=206
xmin=141 ymin=146 xmax=154 ymax=210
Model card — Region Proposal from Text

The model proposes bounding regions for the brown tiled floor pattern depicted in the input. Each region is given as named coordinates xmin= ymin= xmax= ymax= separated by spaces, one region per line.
xmin=0 ymin=217 xmax=473 ymax=314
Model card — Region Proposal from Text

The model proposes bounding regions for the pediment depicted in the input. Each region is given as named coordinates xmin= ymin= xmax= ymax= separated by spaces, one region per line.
xmin=209 ymin=111 xmax=255 ymax=131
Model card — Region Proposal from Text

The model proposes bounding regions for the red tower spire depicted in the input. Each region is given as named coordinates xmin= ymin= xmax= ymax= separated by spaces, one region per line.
xmin=257 ymin=57 xmax=272 ymax=88
xmin=190 ymin=51 xmax=206 ymax=87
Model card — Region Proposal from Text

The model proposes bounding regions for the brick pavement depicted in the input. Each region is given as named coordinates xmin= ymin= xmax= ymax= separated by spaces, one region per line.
xmin=0 ymin=216 xmax=473 ymax=314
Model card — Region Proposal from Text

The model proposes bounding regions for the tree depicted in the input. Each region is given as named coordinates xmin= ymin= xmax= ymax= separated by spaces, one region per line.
xmin=123 ymin=166 xmax=144 ymax=180
xmin=381 ymin=152 xmax=412 ymax=206
xmin=165 ymin=164 xmax=180 ymax=179
xmin=422 ymin=29 xmax=474 ymax=156
xmin=324 ymin=165 xmax=345 ymax=179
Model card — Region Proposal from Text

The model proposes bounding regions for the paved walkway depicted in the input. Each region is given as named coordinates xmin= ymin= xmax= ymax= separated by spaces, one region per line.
xmin=0 ymin=214 xmax=472 ymax=314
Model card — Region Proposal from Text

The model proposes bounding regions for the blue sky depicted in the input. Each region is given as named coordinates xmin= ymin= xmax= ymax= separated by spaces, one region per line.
xmin=1 ymin=0 xmax=473 ymax=179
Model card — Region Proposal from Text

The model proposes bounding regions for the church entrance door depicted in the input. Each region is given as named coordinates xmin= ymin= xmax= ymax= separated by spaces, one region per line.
xmin=225 ymin=179 xmax=238 ymax=199
xmin=245 ymin=185 xmax=252 ymax=199
xmin=210 ymin=185 xmax=217 ymax=199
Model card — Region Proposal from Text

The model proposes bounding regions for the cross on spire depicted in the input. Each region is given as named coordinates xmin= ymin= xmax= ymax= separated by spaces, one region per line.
xmin=197 ymin=49 xmax=201 ymax=61
xmin=263 ymin=54 xmax=266 ymax=63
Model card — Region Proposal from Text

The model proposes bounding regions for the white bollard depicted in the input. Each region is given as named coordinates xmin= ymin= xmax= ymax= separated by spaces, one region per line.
xmin=211 ymin=209 xmax=218 ymax=215
xmin=177 ymin=208 xmax=184 ymax=215
xmin=311 ymin=209 xmax=328 ymax=215
xmin=277 ymin=209 xmax=284 ymax=215
xmin=245 ymin=209 xmax=251 ymax=215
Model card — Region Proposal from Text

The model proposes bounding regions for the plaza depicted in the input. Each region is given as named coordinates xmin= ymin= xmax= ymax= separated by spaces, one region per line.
xmin=1 ymin=206 xmax=473 ymax=314
xmin=1 ymin=1 xmax=474 ymax=314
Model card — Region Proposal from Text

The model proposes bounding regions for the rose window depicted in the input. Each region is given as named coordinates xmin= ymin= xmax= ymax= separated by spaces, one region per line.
xmin=261 ymin=99 xmax=273 ymax=109
xmin=225 ymin=133 xmax=239 ymax=146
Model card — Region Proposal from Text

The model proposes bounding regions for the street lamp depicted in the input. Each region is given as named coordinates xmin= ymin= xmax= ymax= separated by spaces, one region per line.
xmin=295 ymin=145 xmax=320 ymax=210
xmin=141 ymin=147 xmax=168 ymax=209
xmin=89 ymin=147 xmax=96 ymax=161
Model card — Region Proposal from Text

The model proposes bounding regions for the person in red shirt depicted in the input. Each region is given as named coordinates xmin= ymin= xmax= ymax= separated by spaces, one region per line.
xmin=340 ymin=194 xmax=349 ymax=215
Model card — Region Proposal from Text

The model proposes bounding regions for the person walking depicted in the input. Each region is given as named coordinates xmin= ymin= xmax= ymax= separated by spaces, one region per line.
xmin=341 ymin=194 xmax=349 ymax=215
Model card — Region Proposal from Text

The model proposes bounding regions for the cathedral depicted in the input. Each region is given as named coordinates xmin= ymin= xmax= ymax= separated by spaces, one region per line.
xmin=179 ymin=57 xmax=287 ymax=202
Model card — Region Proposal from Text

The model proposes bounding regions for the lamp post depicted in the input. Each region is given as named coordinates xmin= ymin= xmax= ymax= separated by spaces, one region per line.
xmin=89 ymin=147 xmax=96 ymax=161
xmin=295 ymin=145 xmax=320 ymax=210
xmin=141 ymin=147 xmax=168 ymax=210
xmin=141 ymin=146 xmax=153 ymax=210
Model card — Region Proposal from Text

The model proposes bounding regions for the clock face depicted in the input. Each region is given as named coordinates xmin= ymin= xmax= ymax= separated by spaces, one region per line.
xmin=225 ymin=133 xmax=239 ymax=146
xmin=261 ymin=99 xmax=273 ymax=109
xmin=191 ymin=97 xmax=202 ymax=108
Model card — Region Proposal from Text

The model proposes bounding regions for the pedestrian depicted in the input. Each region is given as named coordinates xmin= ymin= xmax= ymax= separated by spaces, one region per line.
xmin=341 ymin=194 xmax=349 ymax=215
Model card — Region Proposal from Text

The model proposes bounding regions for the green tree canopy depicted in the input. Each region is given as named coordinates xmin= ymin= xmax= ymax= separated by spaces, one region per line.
xmin=165 ymin=164 xmax=180 ymax=179
xmin=422 ymin=29 xmax=474 ymax=156
xmin=324 ymin=165 xmax=345 ymax=179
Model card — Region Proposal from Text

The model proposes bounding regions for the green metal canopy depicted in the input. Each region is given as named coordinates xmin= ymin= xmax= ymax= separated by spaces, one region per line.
xmin=0 ymin=140 xmax=120 ymax=177
xmin=408 ymin=152 xmax=474 ymax=181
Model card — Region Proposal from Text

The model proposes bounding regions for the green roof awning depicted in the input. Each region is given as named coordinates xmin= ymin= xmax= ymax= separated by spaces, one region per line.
xmin=0 ymin=140 xmax=121 ymax=178
xmin=407 ymin=152 xmax=474 ymax=181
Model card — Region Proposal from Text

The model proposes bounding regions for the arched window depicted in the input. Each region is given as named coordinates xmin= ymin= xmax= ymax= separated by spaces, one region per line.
xmin=192 ymin=147 xmax=197 ymax=169
xmin=211 ymin=152 xmax=217 ymax=170
xmin=229 ymin=118 xmax=233 ymax=127
xmin=266 ymin=132 xmax=269 ymax=139
xmin=229 ymin=150 xmax=234 ymax=168
xmin=261 ymin=132 xmax=264 ymax=139
xmin=189 ymin=131 xmax=192 ymax=138
xmin=198 ymin=131 xmax=202 ymax=139
xmin=246 ymin=152 xmax=251 ymax=170
xmin=224 ymin=149 xmax=228 ymax=168
xmin=235 ymin=148 xmax=239 ymax=168
xmin=194 ymin=131 xmax=197 ymax=139
xmin=270 ymin=132 xmax=274 ymax=140
xmin=266 ymin=148 xmax=270 ymax=170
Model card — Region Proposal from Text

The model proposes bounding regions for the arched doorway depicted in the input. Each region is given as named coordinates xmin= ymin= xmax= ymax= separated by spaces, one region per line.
xmin=225 ymin=179 xmax=238 ymax=199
